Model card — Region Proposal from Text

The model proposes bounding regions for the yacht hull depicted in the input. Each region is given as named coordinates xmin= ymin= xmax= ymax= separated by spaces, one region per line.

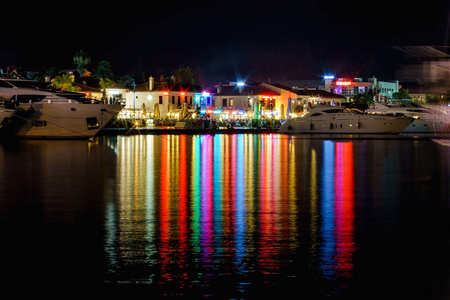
xmin=402 ymin=118 xmax=447 ymax=133
xmin=279 ymin=115 xmax=412 ymax=134
xmin=13 ymin=102 xmax=120 ymax=139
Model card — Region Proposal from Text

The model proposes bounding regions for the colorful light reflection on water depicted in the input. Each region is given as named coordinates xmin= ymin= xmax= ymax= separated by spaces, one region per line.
xmin=1 ymin=134 xmax=450 ymax=298
xmin=104 ymin=134 xmax=360 ymax=296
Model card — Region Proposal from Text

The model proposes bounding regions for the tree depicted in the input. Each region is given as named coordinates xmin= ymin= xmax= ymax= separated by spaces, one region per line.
xmin=174 ymin=65 xmax=195 ymax=85
xmin=352 ymin=90 xmax=375 ymax=105
xmin=51 ymin=74 xmax=79 ymax=92
xmin=73 ymin=50 xmax=90 ymax=77
xmin=99 ymin=78 xmax=114 ymax=101
xmin=118 ymin=75 xmax=135 ymax=87
xmin=94 ymin=61 xmax=114 ymax=79
xmin=426 ymin=95 xmax=440 ymax=104
xmin=392 ymin=89 xmax=410 ymax=100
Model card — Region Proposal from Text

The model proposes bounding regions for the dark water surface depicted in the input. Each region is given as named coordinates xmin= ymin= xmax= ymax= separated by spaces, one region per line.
xmin=1 ymin=134 xmax=449 ymax=298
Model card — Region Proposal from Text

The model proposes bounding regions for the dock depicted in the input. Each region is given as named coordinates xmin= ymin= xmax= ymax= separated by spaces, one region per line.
xmin=98 ymin=127 xmax=280 ymax=136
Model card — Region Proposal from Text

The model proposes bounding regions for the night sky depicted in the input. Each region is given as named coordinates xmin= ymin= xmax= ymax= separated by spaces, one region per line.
xmin=1 ymin=0 xmax=449 ymax=87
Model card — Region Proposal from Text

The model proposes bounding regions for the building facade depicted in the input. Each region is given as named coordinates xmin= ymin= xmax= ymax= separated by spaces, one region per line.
xmin=211 ymin=82 xmax=344 ymax=118
xmin=211 ymin=82 xmax=296 ymax=119
xmin=122 ymin=76 xmax=200 ymax=120
xmin=327 ymin=77 xmax=399 ymax=100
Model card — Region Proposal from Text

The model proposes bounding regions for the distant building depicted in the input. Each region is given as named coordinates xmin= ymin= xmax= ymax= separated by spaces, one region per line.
xmin=75 ymin=77 xmax=128 ymax=104
xmin=323 ymin=77 xmax=400 ymax=101
xmin=274 ymin=76 xmax=399 ymax=101
xmin=408 ymin=85 xmax=450 ymax=104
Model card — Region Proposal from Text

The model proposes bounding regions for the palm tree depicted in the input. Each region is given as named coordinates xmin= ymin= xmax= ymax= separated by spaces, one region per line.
xmin=99 ymin=78 xmax=114 ymax=102
xmin=51 ymin=74 xmax=77 ymax=91
xmin=73 ymin=50 xmax=90 ymax=77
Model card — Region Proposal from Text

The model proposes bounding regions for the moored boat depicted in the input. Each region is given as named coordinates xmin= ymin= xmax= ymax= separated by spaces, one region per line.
xmin=0 ymin=78 xmax=121 ymax=139
xmin=279 ymin=105 xmax=413 ymax=134
xmin=365 ymin=102 xmax=449 ymax=133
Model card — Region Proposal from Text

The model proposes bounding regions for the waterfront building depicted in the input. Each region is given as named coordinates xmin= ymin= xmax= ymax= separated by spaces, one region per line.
xmin=209 ymin=82 xmax=256 ymax=119
xmin=257 ymin=82 xmax=298 ymax=118
xmin=211 ymin=82 xmax=297 ymax=119
xmin=122 ymin=76 xmax=200 ymax=120
xmin=211 ymin=81 xmax=345 ymax=119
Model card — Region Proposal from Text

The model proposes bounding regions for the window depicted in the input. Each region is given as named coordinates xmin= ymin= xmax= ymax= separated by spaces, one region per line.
xmin=223 ymin=98 xmax=227 ymax=107
xmin=159 ymin=96 xmax=163 ymax=104
xmin=230 ymin=98 xmax=234 ymax=107
xmin=86 ymin=117 xmax=99 ymax=130
xmin=172 ymin=96 xmax=175 ymax=104
xmin=31 ymin=120 xmax=47 ymax=127
xmin=15 ymin=95 xmax=45 ymax=103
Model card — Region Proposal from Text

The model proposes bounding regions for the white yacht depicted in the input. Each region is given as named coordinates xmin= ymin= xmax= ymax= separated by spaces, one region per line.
xmin=366 ymin=102 xmax=448 ymax=133
xmin=279 ymin=105 xmax=413 ymax=134
xmin=0 ymin=78 xmax=121 ymax=139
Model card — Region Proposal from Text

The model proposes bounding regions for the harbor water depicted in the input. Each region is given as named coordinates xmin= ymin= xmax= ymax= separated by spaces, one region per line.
xmin=1 ymin=134 xmax=449 ymax=298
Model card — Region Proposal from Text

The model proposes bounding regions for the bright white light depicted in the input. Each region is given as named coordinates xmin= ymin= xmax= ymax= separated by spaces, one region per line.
xmin=147 ymin=95 xmax=153 ymax=101
xmin=237 ymin=82 xmax=245 ymax=86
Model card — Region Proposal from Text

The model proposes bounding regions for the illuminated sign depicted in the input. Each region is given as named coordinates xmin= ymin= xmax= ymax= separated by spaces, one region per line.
xmin=163 ymin=92 xmax=169 ymax=95
xmin=324 ymin=75 xmax=335 ymax=80
xmin=336 ymin=81 xmax=352 ymax=86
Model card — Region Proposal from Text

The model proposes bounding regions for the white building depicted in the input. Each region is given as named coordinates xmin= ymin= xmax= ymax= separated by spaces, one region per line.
xmin=122 ymin=76 xmax=201 ymax=119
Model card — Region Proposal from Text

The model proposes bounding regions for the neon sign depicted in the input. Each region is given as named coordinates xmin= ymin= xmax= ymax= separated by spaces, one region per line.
xmin=336 ymin=81 xmax=352 ymax=86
